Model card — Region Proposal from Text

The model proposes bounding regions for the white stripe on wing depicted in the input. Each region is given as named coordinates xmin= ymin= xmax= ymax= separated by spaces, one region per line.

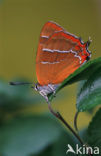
xmin=42 ymin=48 xmax=82 ymax=64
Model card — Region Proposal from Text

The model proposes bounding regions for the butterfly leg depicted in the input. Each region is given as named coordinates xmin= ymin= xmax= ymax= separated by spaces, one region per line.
xmin=48 ymin=84 xmax=60 ymax=97
xmin=39 ymin=90 xmax=49 ymax=102
xmin=48 ymin=84 xmax=56 ymax=97
xmin=34 ymin=84 xmax=49 ymax=102
xmin=34 ymin=83 xmax=60 ymax=102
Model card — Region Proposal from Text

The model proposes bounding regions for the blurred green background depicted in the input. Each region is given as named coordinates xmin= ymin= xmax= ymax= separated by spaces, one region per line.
xmin=0 ymin=0 xmax=101 ymax=140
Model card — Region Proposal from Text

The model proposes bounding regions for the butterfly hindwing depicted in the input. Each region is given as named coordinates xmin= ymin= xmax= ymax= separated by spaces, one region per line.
xmin=36 ymin=22 xmax=91 ymax=85
xmin=40 ymin=21 xmax=64 ymax=41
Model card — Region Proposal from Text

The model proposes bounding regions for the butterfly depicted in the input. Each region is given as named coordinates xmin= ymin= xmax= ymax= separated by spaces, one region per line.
xmin=34 ymin=21 xmax=91 ymax=101
xmin=10 ymin=21 xmax=91 ymax=102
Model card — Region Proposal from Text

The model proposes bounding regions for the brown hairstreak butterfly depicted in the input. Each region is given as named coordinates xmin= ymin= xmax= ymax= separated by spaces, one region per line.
xmin=10 ymin=21 xmax=91 ymax=102
xmin=35 ymin=21 xmax=91 ymax=101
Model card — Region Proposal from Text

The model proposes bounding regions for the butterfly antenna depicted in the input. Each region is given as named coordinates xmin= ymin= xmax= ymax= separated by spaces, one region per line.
xmin=9 ymin=81 xmax=35 ymax=86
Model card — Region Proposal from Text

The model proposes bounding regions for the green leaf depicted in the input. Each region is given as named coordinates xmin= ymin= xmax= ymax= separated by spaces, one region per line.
xmin=86 ymin=108 xmax=101 ymax=153
xmin=0 ymin=114 xmax=62 ymax=156
xmin=76 ymin=66 xmax=101 ymax=112
xmin=48 ymin=57 xmax=101 ymax=102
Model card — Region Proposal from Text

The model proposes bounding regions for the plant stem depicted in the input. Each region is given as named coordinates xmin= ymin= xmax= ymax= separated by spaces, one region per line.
xmin=74 ymin=111 xmax=79 ymax=132
xmin=48 ymin=102 xmax=93 ymax=156
xmin=74 ymin=111 xmax=93 ymax=156
xmin=48 ymin=101 xmax=83 ymax=145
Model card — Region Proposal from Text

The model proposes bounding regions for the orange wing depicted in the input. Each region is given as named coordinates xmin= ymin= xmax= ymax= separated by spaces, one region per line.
xmin=40 ymin=21 xmax=64 ymax=38
xmin=36 ymin=22 xmax=90 ymax=85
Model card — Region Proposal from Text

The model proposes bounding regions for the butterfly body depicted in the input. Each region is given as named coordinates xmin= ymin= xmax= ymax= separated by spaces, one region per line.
xmin=35 ymin=83 xmax=60 ymax=101
xmin=35 ymin=21 xmax=91 ymax=101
